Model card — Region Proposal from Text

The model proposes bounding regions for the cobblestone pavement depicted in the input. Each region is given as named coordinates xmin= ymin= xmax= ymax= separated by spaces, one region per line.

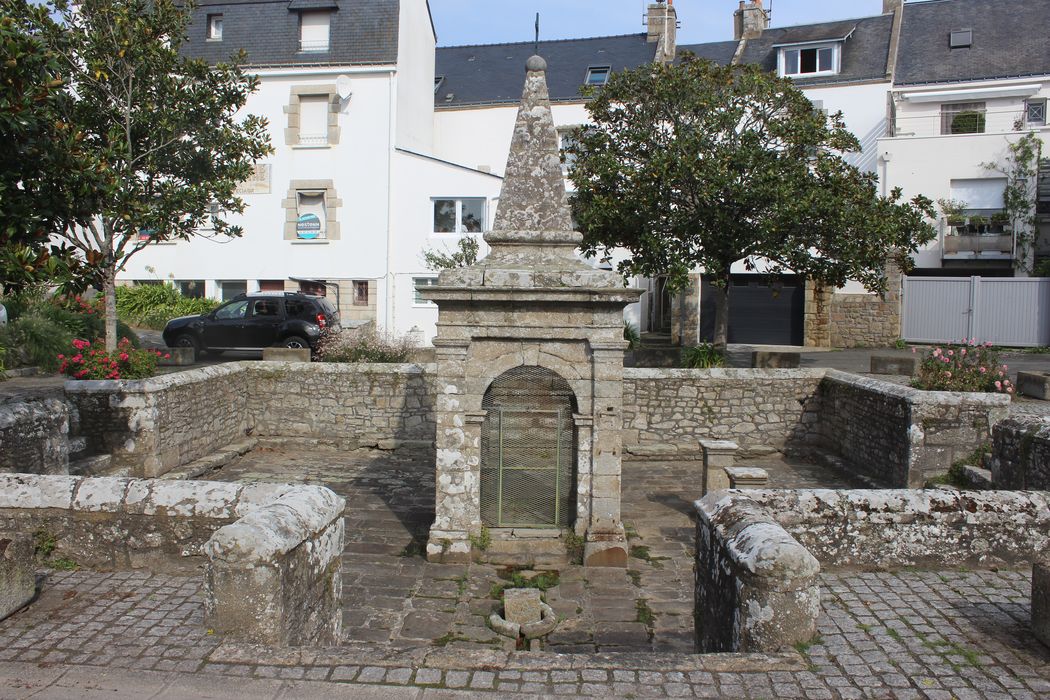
xmin=2 ymin=567 xmax=1046 ymax=698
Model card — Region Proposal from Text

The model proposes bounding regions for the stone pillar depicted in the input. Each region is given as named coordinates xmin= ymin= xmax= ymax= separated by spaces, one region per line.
xmin=0 ymin=535 xmax=34 ymax=622
xmin=427 ymin=343 xmax=482 ymax=563
xmin=701 ymin=439 xmax=738 ymax=495
xmin=804 ymin=280 xmax=832 ymax=348
xmin=671 ymin=273 xmax=701 ymax=346
xmin=584 ymin=345 xmax=629 ymax=567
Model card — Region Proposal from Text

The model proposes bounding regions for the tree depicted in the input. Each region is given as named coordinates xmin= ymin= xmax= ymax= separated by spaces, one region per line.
xmin=422 ymin=235 xmax=480 ymax=271
xmin=0 ymin=1 xmax=105 ymax=294
xmin=19 ymin=0 xmax=272 ymax=349
xmin=566 ymin=56 xmax=936 ymax=349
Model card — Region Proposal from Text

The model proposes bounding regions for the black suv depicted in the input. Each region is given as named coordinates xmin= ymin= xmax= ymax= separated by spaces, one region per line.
xmin=162 ymin=292 xmax=341 ymax=359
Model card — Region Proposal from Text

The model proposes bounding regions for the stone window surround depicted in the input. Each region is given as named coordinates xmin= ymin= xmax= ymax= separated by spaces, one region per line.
xmin=282 ymin=180 xmax=342 ymax=241
xmin=284 ymin=86 xmax=341 ymax=147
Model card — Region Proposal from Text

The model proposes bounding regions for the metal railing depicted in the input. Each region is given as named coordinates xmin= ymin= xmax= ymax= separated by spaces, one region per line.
xmin=889 ymin=108 xmax=1037 ymax=137
xmin=297 ymin=133 xmax=328 ymax=147
xmin=943 ymin=234 xmax=1014 ymax=255
xmin=298 ymin=39 xmax=329 ymax=53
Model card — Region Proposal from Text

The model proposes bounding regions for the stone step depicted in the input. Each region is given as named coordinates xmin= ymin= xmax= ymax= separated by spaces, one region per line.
xmin=69 ymin=454 xmax=125 ymax=478
xmin=158 ymin=438 xmax=257 ymax=480
xmin=68 ymin=435 xmax=88 ymax=460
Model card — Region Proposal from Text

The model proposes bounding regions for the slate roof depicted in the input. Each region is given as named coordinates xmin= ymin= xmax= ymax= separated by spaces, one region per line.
xmin=180 ymin=0 xmax=400 ymax=67
xmin=736 ymin=14 xmax=894 ymax=87
xmin=675 ymin=40 xmax=740 ymax=66
xmin=435 ymin=34 xmax=657 ymax=108
xmin=895 ymin=0 xmax=1050 ymax=86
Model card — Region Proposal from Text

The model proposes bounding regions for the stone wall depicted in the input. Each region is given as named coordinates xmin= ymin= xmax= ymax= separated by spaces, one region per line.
xmin=247 ymin=362 xmax=435 ymax=451
xmin=0 ymin=474 xmax=344 ymax=646
xmin=818 ymin=370 xmax=1010 ymax=487
xmin=0 ymin=398 xmax=69 ymax=475
xmin=748 ymin=489 xmax=1049 ymax=569
xmin=66 ymin=365 xmax=249 ymax=478
xmin=622 ymin=369 xmax=825 ymax=456
xmin=806 ymin=264 xmax=903 ymax=349
xmin=992 ymin=417 xmax=1050 ymax=490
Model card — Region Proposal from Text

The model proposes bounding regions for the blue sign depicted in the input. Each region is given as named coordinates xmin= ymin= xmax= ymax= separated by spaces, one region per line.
xmin=297 ymin=213 xmax=321 ymax=239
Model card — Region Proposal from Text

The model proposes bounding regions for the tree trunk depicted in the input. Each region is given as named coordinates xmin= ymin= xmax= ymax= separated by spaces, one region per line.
xmin=103 ymin=266 xmax=118 ymax=351
xmin=712 ymin=270 xmax=731 ymax=352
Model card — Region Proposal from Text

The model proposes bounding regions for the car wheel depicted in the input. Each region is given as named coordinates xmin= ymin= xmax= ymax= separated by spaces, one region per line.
xmin=282 ymin=336 xmax=310 ymax=350
xmin=173 ymin=334 xmax=199 ymax=361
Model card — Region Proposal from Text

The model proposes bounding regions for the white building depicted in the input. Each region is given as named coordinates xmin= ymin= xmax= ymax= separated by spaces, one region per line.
xmin=121 ymin=0 xmax=1050 ymax=347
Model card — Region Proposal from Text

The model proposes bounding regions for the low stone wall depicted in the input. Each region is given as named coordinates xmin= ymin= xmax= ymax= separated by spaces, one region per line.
xmin=65 ymin=365 xmax=249 ymax=478
xmin=695 ymin=487 xmax=1049 ymax=652
xmin=248 ymin=362 xmax=435 ymax=451
xmin=622 ymin=369 xmax=825 ymax=455
xmin=0 ymin=473 xmax=344 ymax=646
xmin=818 ymin=370 xmax=1010 ymax=487
xmin=694 ymin=492 xmax=820 ymax=653
xmin=749 ymin=489 xmax=1049 ymax=569
xmin=0 ymin=398 xmax=69 ymax=475
xmin=992 ymin=417 xmax=1050 ymax=490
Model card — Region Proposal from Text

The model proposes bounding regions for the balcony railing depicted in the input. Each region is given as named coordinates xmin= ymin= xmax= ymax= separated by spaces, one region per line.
xmin=298 ymin=39 xmax=329 ymax=53
xmin=943 ymin=234 xmax=1014 ymax=255
xmin=890 ymin=108 xmax=1036 ymax=138
xmin=297 ymin=133 xmax=328 ymax=147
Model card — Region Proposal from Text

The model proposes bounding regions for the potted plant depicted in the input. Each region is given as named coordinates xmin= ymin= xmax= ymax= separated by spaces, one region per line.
xmin=990 ymin=211 xmax=1011 ymax=231
xmin=968 ymin=214 xmax=989 ymax=234
xmin=938 ymin=198 xmax=968 ymax=232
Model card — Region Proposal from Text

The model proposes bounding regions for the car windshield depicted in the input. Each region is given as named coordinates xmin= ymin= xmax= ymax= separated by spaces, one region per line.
xmin=214 ymin=300 xmax=249 ymax=320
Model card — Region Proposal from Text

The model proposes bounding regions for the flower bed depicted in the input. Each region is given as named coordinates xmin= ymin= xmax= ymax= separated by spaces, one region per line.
xmin=912 ymin=340 xmax=1014 ymax=395
xmin=59 ymin=338 xmax=168 ymax=381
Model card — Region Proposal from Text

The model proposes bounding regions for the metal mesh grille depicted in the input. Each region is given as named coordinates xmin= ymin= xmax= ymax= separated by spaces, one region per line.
xmin=480 ymin=366 xmax=576 ymax=528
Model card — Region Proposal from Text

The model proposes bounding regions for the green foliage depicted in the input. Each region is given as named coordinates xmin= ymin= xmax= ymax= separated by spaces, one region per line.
xmin=33 ymin=529 xmax=57 ymax=559
xmin=422 ymin=235 xmax=480 ymax=271
xmin=623 ymin=320 xmax=640 ymax=350
xmin=0 ymin=313 xmax=73 ymax=372
xmin=894 ymin=338 xmax=908 ymax=350
xmin=912 ymin=342 xmax=1014 ymax=394
xmin=566 ymin=55 xmax=936 ymax=348
xmin=317 ymin=329 xmax=416 ymax=364
xmin=5 ymin=0 xmax=272 ymax=348
xmin=469 ymin=527 xmax=492 ymax=552
xmin=982 ymin=132 xmax=1042 ymax=274
xmin=115 ymin=284 xmax=218 ymax=329
xmin=59 ymin=337 xmax=160 ymax=380
xmin=635 ymin=599 xmax=654 ymax=627
xmin=563 ymin=531 xmax=585 ymax=565
xmin=1035 ymin=259 xmax=1050 ymax=277
xmin=681 ymin=343 xmax=726 ymax=368
xmin=950 ymin=111 xmax=986 ymax=135
xmin=489 ymin=568 xmax=560 ymax=599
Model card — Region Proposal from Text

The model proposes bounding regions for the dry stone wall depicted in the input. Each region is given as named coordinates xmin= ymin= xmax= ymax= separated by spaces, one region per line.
xmin=992 ymin=416 xmax=1050 ymax=490
xmin=622 ymin=369 xmax=824 ymax=456
xmin=0 ymin=398 xmax=69 ymax=475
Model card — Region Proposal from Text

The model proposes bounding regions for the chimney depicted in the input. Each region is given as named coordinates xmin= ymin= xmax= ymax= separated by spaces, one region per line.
xmin=883 ymin=0 xmax=904 ymax=13
xmin=647 ymin=1 xmax=678 ymax=63
xmin=733 ymin=0 xmax=769 ymax=41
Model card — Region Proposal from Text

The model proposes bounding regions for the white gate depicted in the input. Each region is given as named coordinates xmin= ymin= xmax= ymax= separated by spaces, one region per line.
xmin=902 ymin=276 xmax=1050 ymax=347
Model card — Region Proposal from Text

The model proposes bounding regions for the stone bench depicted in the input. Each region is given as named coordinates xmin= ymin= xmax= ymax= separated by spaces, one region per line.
xmin=700 ymin=439 xmax=738 ymax=494
xmin=725 ymin=467 xmax=769 ymax=489
xmin=0 ymin=474 xmax=344 ymax=646
xmin=869 ymin=354 xmax=918 ymax=376
xmin=1017 ymin=372 xmax=1050 ymax=401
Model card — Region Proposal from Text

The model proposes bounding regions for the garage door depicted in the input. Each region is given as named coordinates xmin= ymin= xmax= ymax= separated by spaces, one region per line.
xmin=699 ymin=275 xmax=805 ymax=346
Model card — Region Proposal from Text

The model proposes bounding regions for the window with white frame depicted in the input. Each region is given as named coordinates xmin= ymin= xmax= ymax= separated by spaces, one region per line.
xmin=299 ymin=11 xmax=330 ymax=52
xmin=298 ymin=95 xmax=329 ymax=146
xmin=433 ymin=198 xmax=486 ymax=234
xmin=585 ymin=66 xmax=610 ymax=86
xmin=207 ymin=14 xmax=223 ymax=40
xmin=780 ymin=44 xmax=838 ymax=77
xmin=941 ymin=102 xmax=987 ymax=134
xmin=1027 ymin=99 xmax=1047 ymax=127
xmin=413 ymin=277 xmax=438 ymax=305
xmin=296 ymin=191 xmax=327 ymax=239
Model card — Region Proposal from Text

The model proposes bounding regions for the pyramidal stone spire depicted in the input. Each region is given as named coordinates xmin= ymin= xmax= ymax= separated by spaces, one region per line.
xmin=486 ymin=55 xmax=582 ymax=249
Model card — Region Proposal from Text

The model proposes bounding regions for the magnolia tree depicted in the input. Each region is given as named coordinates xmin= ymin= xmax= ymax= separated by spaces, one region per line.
xmin=18 ymin=0 xmax=271 ymax=349
xmin=566 ymin=56 xmax=936 ymax=349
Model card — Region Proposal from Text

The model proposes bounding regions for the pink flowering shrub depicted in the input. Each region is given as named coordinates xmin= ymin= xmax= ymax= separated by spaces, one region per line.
xmin=912 ymin=339 xmax=1014 ymax=395
xmin=59 ymin=338 xmax=168 ymax=381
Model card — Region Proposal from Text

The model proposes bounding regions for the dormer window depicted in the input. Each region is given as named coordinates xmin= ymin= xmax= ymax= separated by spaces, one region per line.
xmin=585 ymin=66 xmax=611 ymax=86
xmin=950 ymin=29 xmax=973 ymax=49
xmin=780 ymin=43 xmax=839 ymax=77
xmin=434 ymin=76 xmax=445 ymax=94
xmin=299 ymin=11 xmax=330 ymax=53
xmin=207 ymin=14 xmax=223 ymax=41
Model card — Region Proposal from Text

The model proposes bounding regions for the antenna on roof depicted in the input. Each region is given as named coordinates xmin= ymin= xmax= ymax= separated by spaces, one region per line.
xmin=534 ymin=12 xmax=540 ymax=56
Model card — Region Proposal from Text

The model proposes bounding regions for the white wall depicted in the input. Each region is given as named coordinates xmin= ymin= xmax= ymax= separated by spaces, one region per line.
xmin=802 ymin=81 xmax=890 ymax=174
xmin=120 ymin=67 xmax=397 ymax=293
xmin=395 ymin=0 xmax=437 ymax=152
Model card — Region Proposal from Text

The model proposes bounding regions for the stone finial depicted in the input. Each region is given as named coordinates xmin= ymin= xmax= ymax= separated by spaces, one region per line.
xmin=487 ymin=55 xmax=580 ymax=245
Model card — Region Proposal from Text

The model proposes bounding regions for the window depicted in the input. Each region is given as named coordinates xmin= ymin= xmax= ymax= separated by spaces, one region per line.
xmin=949 ymin=29 xmax=973 ymax=49
xmin=558 ymin=128 xmax=580 ymax=174
xmin=413 ymin=277 xmax=438 ymax=305
xmin=781 ymin=45 xmax=837 ymax=76
xmin=258 ymin=280 xmax=285 ymax=292
xmin=585 ymin=66 xmax=611 ymax=86
xmin=433 ymin=198 xmax=486 ymax=233
xmin=299 ymin=280 xmax=326 ymax=296
xmin=285 ymin=299 xmax=312 ymax=320
xmin=207 ymin=14 xmax=223 ymax=41
xmin=941 ymin=102 xmax=987 ymax=134
xmin=298 ymin=95 xmax=329 ymax=146
xmin=1027 ymin=99 xmax=1047 ymax=127
xmin=220 ymin=281 xmax=247 ymax=301
xmin=353 ymin=281 xmax=369 ymax=306
xmin=250 ymin=298 xmax=281 ymax=318
xmin=215 ymin=299 xmax=249 ymax=319
xmin=299 ymin=11 xmax=330 ymax=52
xmin=296 ymin=192 xmax=327 ymax=239
xmin=177 ymin=280 xmax=205 ymax=298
